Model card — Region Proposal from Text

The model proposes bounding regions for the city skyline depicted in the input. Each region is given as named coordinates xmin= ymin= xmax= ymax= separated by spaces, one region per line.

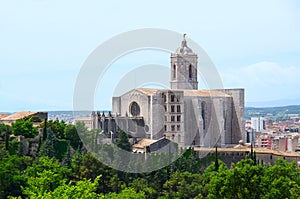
xmin=1 ymin=0 xmax=300 ymax=112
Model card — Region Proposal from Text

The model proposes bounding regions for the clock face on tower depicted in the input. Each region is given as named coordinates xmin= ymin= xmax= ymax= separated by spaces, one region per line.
xmin=130 ymin=101 xmax=140 ymax=116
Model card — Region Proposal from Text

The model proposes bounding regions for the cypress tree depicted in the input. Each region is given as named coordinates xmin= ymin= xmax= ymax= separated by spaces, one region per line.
xmin=38 ymin=128 xmax=57 ymax=158
xmin=5 ymin=131 xmax=9 ymax=151
xmin=43 ymin=118 xmax=47 ymax=141
xmin=215 ymin=146 xmax=219 ymax=171
xmin=115 ymin=130 xmax=131 ymax=152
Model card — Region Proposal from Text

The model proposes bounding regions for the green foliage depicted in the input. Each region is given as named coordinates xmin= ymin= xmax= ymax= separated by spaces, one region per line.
xmin=38 ymin=128 xmax=57 ymax=158
xmin=54 ymin=140 xmax=68 ymax=160
xmin=8 ymin=138 xmax=21 ymax=155
xmin=0 ymin=123 xmax=12 ymax=139
xmin=105 ymin=187 xmax=146 ymax=199
xmin=2 ymin=118 xmax=300 ymax=199
xmin=115 ymin=130 xmax=131 ymax=152
xmin=215 ymin=147 xmax=219 ymax=171
xmin=28 ymin=115 xmax=42 ymax=122
xmin=0 ymin=155 xmax=32 ymax=198
xmin=40 ymin=120 xmax=66 ymax=139
xmin=205 ymin=158 xmax=300 ymax=199
xmin=260 ymin=158 xmax=300 ymax=199
xmin=46 ymin=176 xmax=101 ymax=199
xmin=12 ymin=118 xmax=37 ymax=138
xmin=64 ymin=123 xmax=83 ymax=150
xmin=129 ymin=178 xmax=158 ymax=199
xmin=163 ymin=171 xmax=203 ymax=199
xmin=23 ymin=156 xmax=71 ymax=197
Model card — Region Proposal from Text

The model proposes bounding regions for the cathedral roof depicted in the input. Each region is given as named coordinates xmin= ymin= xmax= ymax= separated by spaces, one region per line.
xmin=132 ymin=88 xmax=231 ymax=97
xmin=183 ymin=90 xmax=231 ymax=97
xmin=135 ymin=88 xmax=158 ymax=96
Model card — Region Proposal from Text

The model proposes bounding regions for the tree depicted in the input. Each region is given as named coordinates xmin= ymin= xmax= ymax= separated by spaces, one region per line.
xmin=129 ymin=178 xmax=158 ymax=199
xmin=22 ymin=159 xmax=100 ymax=199
xmin=40 ymin=119 xmax=66 ymax=139
xmin=260 ymin=158 xmax=300 ymax=199
xmin=115 ymin=130 xmax=131 ymax=152
xmin=45 ymin=176 xmax=101 ymax=199
xmin=215 ymin=147 xmax=219 ymax=171
xmin=0 ymin=123 xmax=12 ymax=151
xmin=0 ymin=155 xmax=31 ymax=198
xmin=207 ymin=159 xmax=263 ymax=199
xmin=163 ymin=171 xmax=203 ymax=199
xmin=12 ymin=118 xmax=37 ymax=138
xmin=64 ymin=124 xmax=83 ymax=150
xmin=38 ymin=128 xmax=57 ymax=158
xmin=23 ymin=156 xmax=71 ymax=197
xmin=105 ymin=187 xmax=146 ymax=199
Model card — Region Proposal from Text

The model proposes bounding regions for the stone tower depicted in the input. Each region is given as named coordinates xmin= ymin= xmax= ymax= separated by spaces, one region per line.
xmin=170 ymin=34 xmax=198 ymax=90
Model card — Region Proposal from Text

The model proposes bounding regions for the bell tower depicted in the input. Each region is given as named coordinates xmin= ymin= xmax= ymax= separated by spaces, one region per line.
xmin=170 ymin=34 xmax=198 ymax=90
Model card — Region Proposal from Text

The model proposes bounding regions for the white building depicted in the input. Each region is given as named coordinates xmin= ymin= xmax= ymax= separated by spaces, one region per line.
xmin=251 ymin=117 xmax=265 ymax=132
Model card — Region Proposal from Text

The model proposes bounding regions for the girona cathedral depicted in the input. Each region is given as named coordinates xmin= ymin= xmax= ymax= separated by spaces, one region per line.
xmin=92 ymin=35 xmax=244 ymax=148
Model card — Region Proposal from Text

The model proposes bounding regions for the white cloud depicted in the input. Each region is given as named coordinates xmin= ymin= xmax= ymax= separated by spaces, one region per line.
xmin=220 ymin=62 xmax=300 ymax=103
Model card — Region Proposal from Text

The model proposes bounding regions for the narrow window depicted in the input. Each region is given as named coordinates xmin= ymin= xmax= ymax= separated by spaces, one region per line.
xmin=177 ymin=115 xmax=181 ymax=122
xmin=162 ymin=93 xmax=166 ymax=102
xmin=177 ymin=105 xmax=181 ymax=113
xmin=171 ymin=125 xmax=175 ymax=131
xmin=164 ymin=125 xmax=167 ymax=132
xmin=201 ymin=101 xmax=206 ymax=130
xmin=177 ymin=125 xmax=181 ymax=131
xmin=171 ymin=95 xmax=175 ymax=102
xmin=189 ymin=64 xmax=192 ymax=79
xmin=171 ymin=116 xmax=175 ymax=122
xmin=171 ymin=105 xmax=175 ymax=113
xmin=173 ymin=64 xmax=176 ymax=79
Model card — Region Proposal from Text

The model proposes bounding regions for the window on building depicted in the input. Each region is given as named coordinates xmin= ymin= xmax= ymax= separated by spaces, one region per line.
xmin=173 ymin=64 xmax=176 ymax=79
xmin=171 ymin=95 xmax=175 ymax=102
xmin=165 ymin=116 xmax=167 ymax=121
xmin=162 ymin=93 xmax=166 ymax=103
xmin=177 ymin=105 xmax=181 ymax=113
xmin=171 ymin=105 xmax=175 ymax=112
xmin=171 ymin=125 xmax=175 ymax=131
xmin=201 ymin=101 xmax=206 ymax=130
xmin=177 ymin=115 xmax=181 ymax=122
xmin=177 ymin=125 xmax=180 ymax=131
xmin=164 ymin=105 xmax=167 ymax=112
xmin=171 ymin=116 xmax=175 ymax=122
xmin=176 ymin=96 xmax=180 ymax=102
xmin=164 ymin=125 xmax=167 ymax=132
xmin=189 ymin=64 xmax=192 ymax=79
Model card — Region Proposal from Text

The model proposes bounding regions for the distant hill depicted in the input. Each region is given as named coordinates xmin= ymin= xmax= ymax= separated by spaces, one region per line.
xmin=245 ymin=105 xmax=300 ymax=120
xmin=246 ymin=99 xmax=300 ymax=107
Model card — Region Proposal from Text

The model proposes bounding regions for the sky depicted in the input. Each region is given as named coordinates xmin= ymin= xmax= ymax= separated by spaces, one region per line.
xmin=0 ymin=0 xmax=300 ymax=112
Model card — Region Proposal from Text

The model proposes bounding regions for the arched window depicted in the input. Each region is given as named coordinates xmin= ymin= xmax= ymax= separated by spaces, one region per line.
xmin=201 ymin=101 xmax=206 ymax=130
xmin=189 ymin=64 xmax=192 ymax=79
xmin=173 ymin=64 xmax=176 ymax=79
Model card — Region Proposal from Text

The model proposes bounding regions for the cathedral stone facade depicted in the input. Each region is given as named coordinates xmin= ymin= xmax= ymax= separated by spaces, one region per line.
xmin=92 ymin=35 xmax=244 ymax=147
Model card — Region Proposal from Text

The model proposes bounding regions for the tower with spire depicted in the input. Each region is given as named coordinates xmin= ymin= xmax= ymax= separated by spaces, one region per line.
xmin=170 ymin=34 xmax=198 ymax=90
